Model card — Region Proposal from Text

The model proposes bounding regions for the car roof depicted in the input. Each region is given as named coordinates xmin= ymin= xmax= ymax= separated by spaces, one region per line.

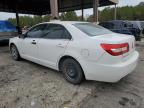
xmin=38 ymin=20 xmax=89 ymax=25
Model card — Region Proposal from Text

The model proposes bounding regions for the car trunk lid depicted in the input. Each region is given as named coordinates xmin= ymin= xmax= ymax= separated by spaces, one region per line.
xmin=91 ymin=33 xmax=135 ymax=59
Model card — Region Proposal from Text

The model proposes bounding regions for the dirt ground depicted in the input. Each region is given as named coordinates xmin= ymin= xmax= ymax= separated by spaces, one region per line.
xmin=0 ymin=41 xmax=144 ymax=108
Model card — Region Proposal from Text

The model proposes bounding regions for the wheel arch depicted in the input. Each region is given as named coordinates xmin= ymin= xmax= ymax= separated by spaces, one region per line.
xmin=9 ymin=43 xmax=15 ymax=48
xmin=58 ymin=55 xmax=86 ymax=79
xmin=9 ymin=42 xmax=21 ymax=57
xmin=9 ymin=43 xmax=16 ymax=50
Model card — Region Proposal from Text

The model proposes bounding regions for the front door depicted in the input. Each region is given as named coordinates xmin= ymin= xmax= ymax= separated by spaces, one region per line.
xmin=21 ymin=24 xmax=46 ymax=62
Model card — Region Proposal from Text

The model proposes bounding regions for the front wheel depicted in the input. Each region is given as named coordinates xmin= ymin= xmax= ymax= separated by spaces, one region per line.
xmin=10 ymin=45 xmax=21 ymax=61
xmin=61 ymin=58 xmax=84 ymax=84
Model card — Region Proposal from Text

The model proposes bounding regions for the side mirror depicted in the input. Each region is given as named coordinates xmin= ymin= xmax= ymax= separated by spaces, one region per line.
xmin=19 ymin=34 xmax=26 ymax=39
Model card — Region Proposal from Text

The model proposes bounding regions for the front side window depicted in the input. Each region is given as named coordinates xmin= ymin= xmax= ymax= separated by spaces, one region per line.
xmin=74 ymin=23 xmax=113 ymax=36
xmin=26 ymin=24 xmax=46 ymax=38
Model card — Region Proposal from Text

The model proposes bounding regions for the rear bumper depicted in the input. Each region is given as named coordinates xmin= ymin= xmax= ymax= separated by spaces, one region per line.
xmin=83 ymin=51 xmax=139 ymax=82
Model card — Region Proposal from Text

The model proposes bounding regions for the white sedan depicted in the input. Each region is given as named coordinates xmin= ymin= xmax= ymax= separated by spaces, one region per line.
xmin=9 ymin=21 xmax=139 ymax=84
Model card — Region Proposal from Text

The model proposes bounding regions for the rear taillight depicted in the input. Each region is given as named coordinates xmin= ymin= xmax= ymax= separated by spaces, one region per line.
xmin=101 ymin=43 xmax=129 ymax=56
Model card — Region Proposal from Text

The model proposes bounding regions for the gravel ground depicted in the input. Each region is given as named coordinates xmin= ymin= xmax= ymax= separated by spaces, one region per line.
xmin=0 ymin=41 xmax=144 ymax=108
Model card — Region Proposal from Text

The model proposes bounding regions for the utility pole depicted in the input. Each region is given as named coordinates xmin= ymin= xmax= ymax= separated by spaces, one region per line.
xmin=81 ymin=0 xmax=84 ymax=21
xmin=15 ymin=11 xmax=21 ymax=34
xmin=16 ymin=12 xmax=19 ymax=28
xmin=50 ymin=0 xmax=59 ymax=19
xmin=93 ymin=0 xmax=99 ymax=22
xmin=114 ymin=4 xmax=117 ymax=20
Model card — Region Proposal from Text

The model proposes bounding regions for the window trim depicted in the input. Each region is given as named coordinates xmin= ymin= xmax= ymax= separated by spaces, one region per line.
xmin=24 ymin=23 xmax=72 ymax=40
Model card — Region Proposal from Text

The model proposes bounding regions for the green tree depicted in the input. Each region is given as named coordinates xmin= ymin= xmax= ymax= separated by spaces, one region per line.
xmin=33 ymin=15 xmax=42 ymax=25
xmin=87 ymin=4 xmax=144 ymax=22
xmin=42 ymin=15 xmax=51 ymax=22
xmin=60 ymin=11 xmax=78 ymax=21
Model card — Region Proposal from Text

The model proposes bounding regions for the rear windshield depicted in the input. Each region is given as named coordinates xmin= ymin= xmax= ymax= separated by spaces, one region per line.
xmin=73 ymin=23 xmax=113 ymax=36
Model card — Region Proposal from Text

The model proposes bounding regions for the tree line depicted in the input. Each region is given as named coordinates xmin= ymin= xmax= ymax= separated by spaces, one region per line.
xmin=8 ymin=11 xmax=81 ymax=28
xmin=99 ymin=4 xmax=144 ymax=22
xmin=8 ymin=3 xmax=144 ymax=28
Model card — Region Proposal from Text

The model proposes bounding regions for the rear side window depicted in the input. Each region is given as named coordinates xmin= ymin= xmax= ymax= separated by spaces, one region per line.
xmin=74 ymin=23 xmax=113 ymax=36
xmin=43 ymin=25 xmax=63 ymax=39
xmin=42 ymin=24 xmax=71 ymax=39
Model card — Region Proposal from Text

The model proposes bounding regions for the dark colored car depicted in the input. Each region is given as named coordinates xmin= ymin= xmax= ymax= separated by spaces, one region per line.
xmin=129 ymin=21 xmax=144 ymax=37
xmin=99 ymin=20 xmax=141 ymax=41
xmin=139 ymin=21 xmax=144 ymax=37
xmin=0 ymin=21 xmax=18 ymax=41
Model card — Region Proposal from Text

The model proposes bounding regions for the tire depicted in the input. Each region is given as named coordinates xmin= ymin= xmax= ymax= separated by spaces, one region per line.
xmin=61 ymin=58 xmax=84 ymax=84
xmin=10 ymin=45 xmax=21 ymax=61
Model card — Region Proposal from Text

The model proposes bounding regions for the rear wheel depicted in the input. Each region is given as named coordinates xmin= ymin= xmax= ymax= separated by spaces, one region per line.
xmin=10 ymin=45 xmax=21 ymax=61
xmin=61 ymin=58 xmax=84 ymax=84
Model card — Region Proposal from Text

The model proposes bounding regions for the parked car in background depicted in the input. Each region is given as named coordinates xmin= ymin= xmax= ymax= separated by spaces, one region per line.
xmin=139 ymin=21 xmax=144 ymax=37
xmin=140 ymin=21 xmax=144 ymax=30
xmin=99 ymin=20 xmax=142 ymax=41
xmin=129 ymin=21 xmax=144 ymax=37
xmin=9 ymin=21 xmax=139 ymax=84
xmin=0 ymin=21 xmax=18 ymax=41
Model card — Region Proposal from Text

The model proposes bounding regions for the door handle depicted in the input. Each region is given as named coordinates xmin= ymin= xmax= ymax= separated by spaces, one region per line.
xmin=56 ymin=44 xmax=64 ymax=48
xmin=31 ymin=41 xmax=36 ymax=45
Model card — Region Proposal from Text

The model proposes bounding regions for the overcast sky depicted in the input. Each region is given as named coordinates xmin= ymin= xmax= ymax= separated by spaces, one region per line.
xmin=0 ymin=0 xmax=143 ymax=20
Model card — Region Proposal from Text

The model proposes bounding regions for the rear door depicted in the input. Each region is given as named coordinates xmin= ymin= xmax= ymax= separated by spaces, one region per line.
xmin=38 ymin=24 xmax=72 ymax=68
